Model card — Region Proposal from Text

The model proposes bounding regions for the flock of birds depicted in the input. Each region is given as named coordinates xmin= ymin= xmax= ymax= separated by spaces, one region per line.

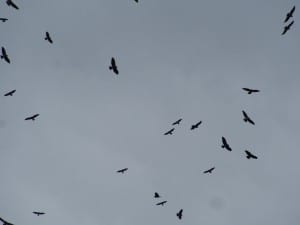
xmin=0 ymin=1 xmax=297 ymax=224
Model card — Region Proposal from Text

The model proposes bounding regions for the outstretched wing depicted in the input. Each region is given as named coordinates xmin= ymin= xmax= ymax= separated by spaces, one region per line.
xmin=8 ymin=0 xmax=19 ymax=10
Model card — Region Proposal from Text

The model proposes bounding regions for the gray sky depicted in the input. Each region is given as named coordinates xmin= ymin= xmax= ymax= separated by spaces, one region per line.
xmin=0 ymin=0 xmax=299 ymax=225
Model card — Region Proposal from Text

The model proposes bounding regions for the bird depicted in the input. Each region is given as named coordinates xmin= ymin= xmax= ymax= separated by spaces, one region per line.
xmin=242 ymin=110 xmax=255 ymax=125
xmin=172 ymin=118 xmax=182 ymax=126
xmin=242 ymin=88 xmax=260 ymax=94
xmin=221 ymin=137 xmax=232 ymax=151
xmin=282 ymin=20 xmax=294 ymax=35
xmin=6 ymin=0 xmax=19 ymax=10
xmin=1 ymin=47 xmax=11 ymax=64
xmin=45 ymin=32 xmax=53 ymax=44
xmin=0 ymin=18 xmax=8 ymax=22
xmin=245 ymin=150 xmax=258 ymax=159
xmin=109 ymin=57 xmax=119 ymax=75
xmin=117 ymin=168 xmax=128 ymax=174
xmin=154 ymin=192 xmax=160 ymax=198
xmin=32 ymin=212 xmax=45 ymax=216
xmin=164 ymin=128 xmax=175 ymax=135
xmin=25 ymin=114 xmax=39 ymax=121
xmin=156 ymin=200 xmax=167 ymax=206
xmin=284 ymin=6 xmax=296 ymax=23
xmin=176 ymin=209 xmax=183 ymax=219
xmin=190 ymin=121 xmax=202 ymax=130
xmin=134 ymin=0 xmax=138 ymax=2
xmin=0 ymin=217 xmax=14 ymax=225
xmin=203 ymin=167 xmax=215 ymax=174
xmin=4 ymin=90 xmax=16 ymax=96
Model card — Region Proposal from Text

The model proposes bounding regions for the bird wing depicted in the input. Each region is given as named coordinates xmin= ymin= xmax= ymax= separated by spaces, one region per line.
xmin=10 ymin=0 xmax=19 ymax=9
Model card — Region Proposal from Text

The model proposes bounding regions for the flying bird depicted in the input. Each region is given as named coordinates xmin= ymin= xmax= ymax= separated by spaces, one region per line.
xmin=190 ymin=121 xmax=202 ymax=130
xmin=242 ymin=110 xmax=255 ymax=125
xmin=4 ymin=90 xmax=16 ymax=96
xmin=154 ymin=192 xmax=160 ymax=198
xmin=284 ymin=6 xmax=296 ymax=23
xmin=45 ymin=32 xmax=53 ymax=44
xmin=176 ymin=209 xmax=183 ymax=220
xmin=203 ymin=167 xmax=215 ymax=174
xmin=164 ymin=128 xmax=174 ymax=135
xmin=245 ymin=150 xmax=258 ymax=159
xmin=25 ymin=114 xmax=39 ymax=121
xmin=0 ymin=18 xmax=8 ymax=22
xmin=134 ymin=0 xmax=138 ymax=2
xmin=172 ymin=118 xmax=182 ymax=126
xmin=221 ymin=137 xmax=232 ymax=151
xmin=0 ymin=217 xmax=14 ymax=225
xmin=156 ymin=200 xmax=167 ymax=206
xmin=1 ymin=47 xmax=10 ymax=64
xmin=6 ymin=0 xmax=19 ymax=10
xmin=109 ymin=57 xmax=119 ymax=75
xmin=117 ymin=168 xmax=128 ymax=174
xmin=282 ymin=21 xmax=294 ymax=35
xmin=242 ymin=88 xmax=260 ymax=94
xmin=32 ymin=212 xmax=45 ymax=216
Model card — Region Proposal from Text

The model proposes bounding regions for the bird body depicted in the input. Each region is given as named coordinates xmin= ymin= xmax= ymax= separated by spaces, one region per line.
xmin=242 ymin=110 xmax=255 ymax=125
xmin=45 ymin=32 xmax=53 ymax=44
xmin=172 ymin=118 xmax=182 ymax=126
xmin=191 ymin=121 xmax=202 ymax=130
xmin=242 ymin=88 xmax=260 ymax=94
xmin=154 ymin=192 xmax=160 ymax=198
xmin=4 ymin=90 xmax=16 ymax=96
xmin=282 ymin=20 xmax=294 ymax=35
xmin=156 ymin=200 xmax=167 ymax=206
xmin=33 ymin=212 xmax=45 ymax=216
xmin=6 ymin=0 xmax=19 ymax=10
xmin=176 ymin=209 xmax=183 ymax=219
xmin=284 ymin=6 xmax=296 ymax=23
xmin=221 ymin=137 xmax=232 ymax=151
xmin=25 ymin=114 xmax=39 ymax=121
xmin=164 ymin=128 xmax=174 ymax=135
xmin=117 ymin=168 xmax=128 ymax=173
xmin=0 ymin=18 xmax=8 ymax=22
xmin=204 ymin=167 xmax=215 ymax=174
xmin=245 ymin=150 xmax=258 ymax=159
xmin=109 ymin=57 xmax=119 ymax=75
xmin=1 ymin=47 xmax=11 ymax=64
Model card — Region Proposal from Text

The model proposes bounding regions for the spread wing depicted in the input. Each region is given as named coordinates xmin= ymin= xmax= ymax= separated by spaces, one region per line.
xmin=247 ymin=117 xmax=255 ymax=125
xmin=288 ymin=20 xmax=294 ymax=28
xmin=8 ymin=0 xmax=19 ymax=10
xmin=282 ymin=27 xmax=288 ymax=35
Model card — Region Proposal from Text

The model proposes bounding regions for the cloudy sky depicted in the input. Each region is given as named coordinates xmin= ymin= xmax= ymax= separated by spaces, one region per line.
xmin=0 ymin=0 xmax=299 ymax=225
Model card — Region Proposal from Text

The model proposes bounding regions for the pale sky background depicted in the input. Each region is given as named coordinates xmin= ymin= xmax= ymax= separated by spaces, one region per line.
xmin=0 ymin=1 xmax=299 ymax=225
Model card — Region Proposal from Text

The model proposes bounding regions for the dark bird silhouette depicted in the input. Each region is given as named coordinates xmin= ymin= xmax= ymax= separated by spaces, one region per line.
xmin=0 ymin=217 xmax=14 ymax=225
xmin=242 ymin=110 xmax=255 ymax=125
xmin=284 ymin=6 xmax=296 ymax=23
xmin=117 ymin=168 xmax=128 ymax=173
xmin=203 ymin=167 xmax=215 ymax=174
xmin=32 ymin=212 xmax=45 ymax=216
xmin=164 ymin=128 xmax=174 ymax=135
xmin=156 ymin=200 xmax=167 ymax=206
xmin=176 ymin=209 xmax=183 ymax=220
xmin=6 ymin=0 xmax=19 ymax=10
xmin=172 ymin=118 xmax=182 ymax=126
xmin=221 ymin=137 xmax=232 ymax=151
xmin=191 ymin=121 xmax=202 ymax=130
xmin=25 ymin=114 xmax=39 ymax=121
xmin=109 ymin=57 xmax=119 ymax=75
xmin=242 ymin=88 xmax=260 ymax=94
xmin=1 ymin=47 xmax=10 ymax=64
xmin=282 ymin=21 xmax=294 ymax=35
xmin=134 ymin=0 xmax=138 ymax=2
xmin=0 ymin=18 xmax=8 ymax=22
xmin=4 ymin=90 xmax=16 ymax=96
xmin=245 ymin=150 xmax=258 ymax=159
xmin=45 ymin=32 xmax=53 ymax=44
xmin=154 ymin=192 xmax=160 ymax=198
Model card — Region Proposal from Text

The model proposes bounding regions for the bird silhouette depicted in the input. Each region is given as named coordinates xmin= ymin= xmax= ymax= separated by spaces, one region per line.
xmin=221 ymin=137 xmax=232 ymax=151
xmin=6 ymin=0 xmax=19 ymax=10
xmin=203 ymin=167 xmax=215 ymax=174
xmin=282 ymin=21 xmax=294 ymax=35
xmin=242 ymin=110 xmax=255 ymax=125
xmin=242 ymin=88 xmax=260 ymax=94
xmin=154 ymin=192 xmax=160 ymax=198
xmin=45 ymin=32 xmax=53 ymax=44
xmin=1 ymin=47 xmax=11 ymax=64
xmin=172 ymin=118 xmax=182 ymax=126
xmin=190 ymin=121 xmax=202 ymax=130
xmin=176 ymin=209 xmax=183 ymax=219
xmin=245 ymin=150 xmax=258 ymax=159
xmin=117 ymin=168 xmax=128 ymax=173
xmin=25 ymin=114 xmax=39 ymax=121
xmin=0 ymin=18 xmax=8 ymax=22
xmin=4 ymin=90 xmax=16 ymax=96
xmin=164 ymin=128 xmax=174 ymax=135
xmin=109 ymin=57 xmax=119 ymax=75
xmin=156 ymin=201 xmax=167 ymax=206
xmin=284 ymin=6 xmax=296 ymax=23
xmin=0 ymin=217 xmax=14 ymax=225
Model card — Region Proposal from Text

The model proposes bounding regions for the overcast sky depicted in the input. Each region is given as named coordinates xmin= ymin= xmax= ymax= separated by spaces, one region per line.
xmin=0 ymin=0 xmax=299 ymax=225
